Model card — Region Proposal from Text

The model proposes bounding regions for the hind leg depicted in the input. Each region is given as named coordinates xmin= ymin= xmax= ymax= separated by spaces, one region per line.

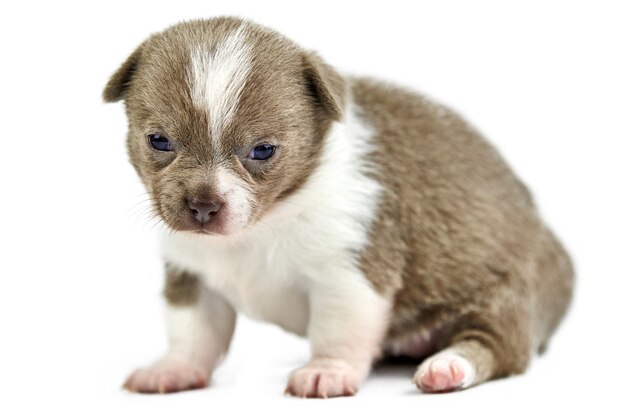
xmin=413 ymin=308 xmax=532 ymax=393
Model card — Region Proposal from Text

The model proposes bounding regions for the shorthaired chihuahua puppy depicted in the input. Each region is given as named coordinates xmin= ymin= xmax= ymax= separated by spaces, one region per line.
xmin=104 ymin=17 xmax=573 ymax=397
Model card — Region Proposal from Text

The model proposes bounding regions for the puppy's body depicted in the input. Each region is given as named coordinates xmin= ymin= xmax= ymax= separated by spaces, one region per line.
xmin=105 ymin=18 xmax=573 ymax=397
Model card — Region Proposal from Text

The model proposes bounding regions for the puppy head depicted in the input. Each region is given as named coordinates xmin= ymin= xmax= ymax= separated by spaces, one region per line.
xmin=104 ymin=18 xmax=345 ymax=235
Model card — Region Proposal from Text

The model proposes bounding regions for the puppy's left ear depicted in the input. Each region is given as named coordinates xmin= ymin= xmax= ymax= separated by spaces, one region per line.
xmin=302 ymin=51 xmax=347 ymax=120
xmin=103 ymin=44 xmax=144 ymax=103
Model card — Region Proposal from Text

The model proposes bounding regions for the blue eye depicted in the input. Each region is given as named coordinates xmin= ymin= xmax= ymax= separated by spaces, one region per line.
xmin=248 ymin=144 xmax=276 ymax=160
xmin=147 ymin=133 xmax=173 ymax=151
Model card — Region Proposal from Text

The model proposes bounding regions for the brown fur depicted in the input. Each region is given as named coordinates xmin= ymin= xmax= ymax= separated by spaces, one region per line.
xmin=163 ymin=264 xmax=200 ymax=306
xmin=104 ymin=17 xmax=574 ymax=391
xmin=352 ymin=79 xmax=574 ymax=379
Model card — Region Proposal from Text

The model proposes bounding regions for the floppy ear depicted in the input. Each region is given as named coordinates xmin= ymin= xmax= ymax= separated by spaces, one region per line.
xmin=302 ymin=51 xmax=347 ymax=120
xmin=103 ymin=44 xmax=144 ymax=103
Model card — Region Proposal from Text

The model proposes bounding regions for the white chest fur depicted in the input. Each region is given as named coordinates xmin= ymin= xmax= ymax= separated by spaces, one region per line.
xmin=160 ymin=102 xmax=384 ymax=336
xmin=161 ymin=228 xmax=312 ymax=335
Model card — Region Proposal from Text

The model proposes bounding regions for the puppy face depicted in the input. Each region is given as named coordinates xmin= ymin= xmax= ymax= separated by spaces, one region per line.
xmin=104 ymin=18 xmax=345 ymax=235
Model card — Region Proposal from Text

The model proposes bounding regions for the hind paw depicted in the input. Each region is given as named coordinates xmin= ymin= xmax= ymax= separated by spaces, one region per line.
xmin=413 ymin=352 xmax=475 ymax=393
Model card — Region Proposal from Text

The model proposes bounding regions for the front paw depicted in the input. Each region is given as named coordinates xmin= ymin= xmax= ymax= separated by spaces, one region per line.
xmin=123 ymin=357 xmax=210 ymax=394
xmin=286 ymin=358 xmax=363 ymax=398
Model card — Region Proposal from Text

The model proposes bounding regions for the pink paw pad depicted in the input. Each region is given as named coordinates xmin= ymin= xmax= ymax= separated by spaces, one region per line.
xmin=413 ymin=353 xmax=474 ymax=393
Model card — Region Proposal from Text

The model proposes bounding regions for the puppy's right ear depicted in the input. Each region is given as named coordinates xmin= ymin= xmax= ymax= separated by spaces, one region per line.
xmin=103 ymin=44 xmax=144 ymax=103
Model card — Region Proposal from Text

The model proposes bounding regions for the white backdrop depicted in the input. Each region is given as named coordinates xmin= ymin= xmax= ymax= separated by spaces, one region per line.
xmin=0 ymin=1 xmax=624 ymax=416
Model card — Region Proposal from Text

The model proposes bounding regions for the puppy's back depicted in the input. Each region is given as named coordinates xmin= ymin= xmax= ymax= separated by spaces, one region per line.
xmin=351 ymin=77 xmax=573 ymax=354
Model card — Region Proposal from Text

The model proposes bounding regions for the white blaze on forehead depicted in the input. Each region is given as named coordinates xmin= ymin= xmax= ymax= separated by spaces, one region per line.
xmin=188 ymin=25 xmax=252 ymax=143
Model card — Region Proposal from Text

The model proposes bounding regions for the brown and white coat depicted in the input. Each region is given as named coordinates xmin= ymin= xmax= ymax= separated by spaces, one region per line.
xmin=104 ymin=17 xmax=573 ymax=398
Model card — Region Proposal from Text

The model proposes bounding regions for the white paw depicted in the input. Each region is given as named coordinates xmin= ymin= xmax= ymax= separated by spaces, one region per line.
xmin=413 ymin=351 xmax=475 ymax=393
xmin=286 ymin=358 xmax=363 ymax=398
xmin=123 ymin=357 xmax=210 ymax=394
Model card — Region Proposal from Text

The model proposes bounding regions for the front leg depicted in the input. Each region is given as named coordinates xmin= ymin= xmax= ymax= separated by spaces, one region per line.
xmin=124 ymin=266 xmax=236 ymax=393
xmin=286 ymin=268 xmax=391 ymax=398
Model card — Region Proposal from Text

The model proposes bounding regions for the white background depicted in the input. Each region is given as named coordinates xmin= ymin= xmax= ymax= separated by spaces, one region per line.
xmin=0 ymin=1 xmax=624 ymax=415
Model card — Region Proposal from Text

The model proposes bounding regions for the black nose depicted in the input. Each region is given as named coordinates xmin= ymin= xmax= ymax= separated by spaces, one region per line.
xmin=187 ymin=199 xmax=222 ymax=224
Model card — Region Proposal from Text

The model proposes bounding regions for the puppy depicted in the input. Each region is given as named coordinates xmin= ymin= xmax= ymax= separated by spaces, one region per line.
xmin=104 ymin=17 xmax=573 ymax=397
